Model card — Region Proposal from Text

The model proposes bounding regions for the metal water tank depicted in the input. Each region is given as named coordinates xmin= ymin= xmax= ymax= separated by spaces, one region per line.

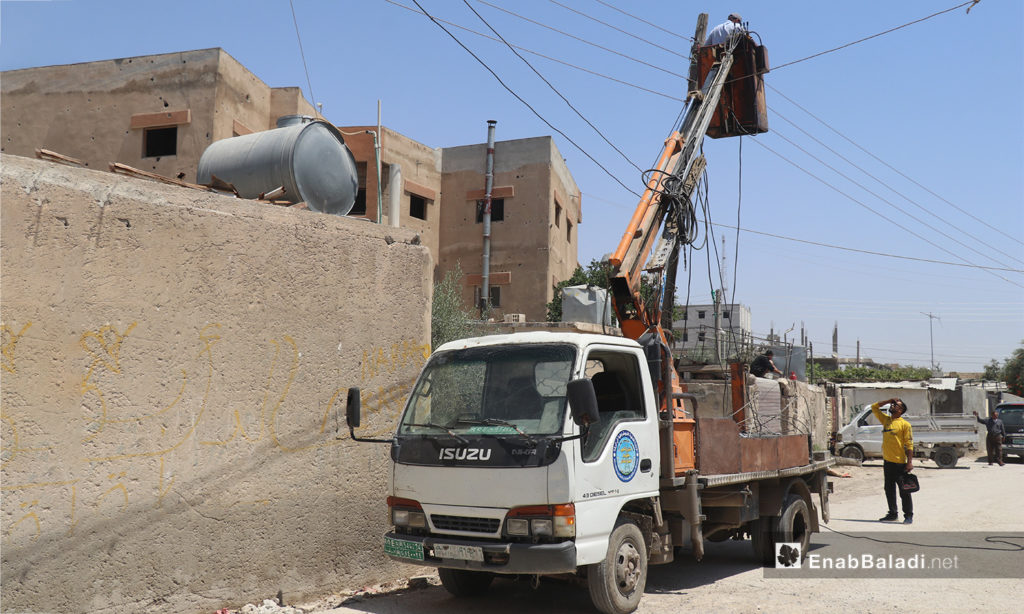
xmin=197 ymin=117 xmax=359 ymax=215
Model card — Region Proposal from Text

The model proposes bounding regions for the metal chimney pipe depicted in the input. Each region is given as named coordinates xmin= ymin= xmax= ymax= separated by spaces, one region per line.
xmin=388 ymin=163 xmax=402 ymax=229
xmin=481 ymin=120 xmax=497 ymax=318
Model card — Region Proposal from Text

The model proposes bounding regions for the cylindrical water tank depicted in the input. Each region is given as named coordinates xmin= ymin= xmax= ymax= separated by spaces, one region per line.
xmin=197 ymin=118 xmax=358 ymax=215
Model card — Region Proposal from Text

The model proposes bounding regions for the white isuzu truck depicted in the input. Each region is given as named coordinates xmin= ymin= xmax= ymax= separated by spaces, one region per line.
xmin=346 ymin=18 xmax=832 ymax=613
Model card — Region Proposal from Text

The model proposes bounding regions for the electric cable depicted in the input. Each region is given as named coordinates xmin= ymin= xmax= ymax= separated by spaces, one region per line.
xmin=466 ymin=0 xmax=644 ymax=174
xmin=590 ymin=0 xmax=693 ymax=44
xmin=409 ymin=0 xmax=640 ymax=197
xmin=820 ymin=525 xmax=1024 ymax=552
xmin=768 ymin=104 xmax=1024 ymax=268
xmin=548 ymin=0 xmax=691 ymax=61
xmin=768 ymin=84 xmax=1022 ymax=249
xmin=288 ymin=0 xmax=319 ymax=118
xmin=748 ymin=137 xmax=1024 ymax=289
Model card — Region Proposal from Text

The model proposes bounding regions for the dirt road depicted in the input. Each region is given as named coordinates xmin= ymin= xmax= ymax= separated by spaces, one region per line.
xmin=300 ymin=455 xmax=1022 ymax=614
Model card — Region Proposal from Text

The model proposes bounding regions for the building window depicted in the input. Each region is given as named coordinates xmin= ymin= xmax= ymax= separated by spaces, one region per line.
xmin=698 ymin=332 xmax=706 ymax=342
xmin=682 ymin=332 xmax=689 ymax=342
xmin=410 ymin=194 xmax=427 ymax=220
xmin=698 ymin=310 xmax=706 ymax=319
xmin=682 ymin=312 xmax=688 ymax=320
xmin=555 ymin=201 xmax=562 ymax=228
xmin=723 ymin=311 xmax=731 ymax=319
xmin=144 ymin=127 xmax=177 ymax=157
xmin=566 ymin=220 xmax=573 ymax=243
xmin=476 ymin=198 xmax=504 ymax=223
xmin=351 ymin=188 xmax=367 ymax=216
xmin=474 ymin=286 xmax=501 ymax=308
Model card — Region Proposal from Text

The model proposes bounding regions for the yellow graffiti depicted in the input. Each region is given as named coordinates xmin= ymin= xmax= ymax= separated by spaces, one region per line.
xmin=97 ymin=472 xmax=129 ymax=511
xmin=155 ymin=457 xmax=175 ymax=508
xmin=6 ymin=500 xmax=41 ymax=541
xmin=80 ymin=322 xmax=137 ymax=377
xmin=82 ymin=323 xmax=220 ymax=462
xmin=1 ymin=321 xmax=32 ymax=373
xmin=361 ymin=340 xmax=430 ymax=382
xmin=1 ymin=414 xmax=56 ymax=468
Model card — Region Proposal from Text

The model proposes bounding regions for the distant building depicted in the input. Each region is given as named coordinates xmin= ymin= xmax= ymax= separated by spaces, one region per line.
xmin=2 ymin=48 xmax=581 ymax=322
xmin=672 ymin=302 xmax=752 ymax=352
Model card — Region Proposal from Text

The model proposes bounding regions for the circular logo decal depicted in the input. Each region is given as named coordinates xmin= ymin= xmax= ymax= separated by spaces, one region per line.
xmin=612 ymin=430 xmax=639 ymax=482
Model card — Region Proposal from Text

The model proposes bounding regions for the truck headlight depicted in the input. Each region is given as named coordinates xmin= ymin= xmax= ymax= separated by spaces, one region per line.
xmin=388 ymin=496 xmax=426 ymax=529
xmin=506 ymin=503 xmax=575 ymax=538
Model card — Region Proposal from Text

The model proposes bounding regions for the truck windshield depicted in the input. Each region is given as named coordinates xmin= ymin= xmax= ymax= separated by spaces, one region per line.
xmin=399 ymin=343 xmax=576 ymax=437
xmin=999 ymin=407 xmax=1024 ymax=428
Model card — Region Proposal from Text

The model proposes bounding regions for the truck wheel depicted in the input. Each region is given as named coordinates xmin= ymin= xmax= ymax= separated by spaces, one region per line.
xmin=778 ymin=495 xmax=811 ymax=560
xmin=588 ymin=520 xmax=647 ymax=614
xmin=438 ymin=568 xmax=494 ymax=597
xmin=934 ymin=447 xmax=958 ymax=468
xmin=750 ymin=515 xmax=777 ymax=566
xmin=840 ymin=445 xmax=864 ymax=462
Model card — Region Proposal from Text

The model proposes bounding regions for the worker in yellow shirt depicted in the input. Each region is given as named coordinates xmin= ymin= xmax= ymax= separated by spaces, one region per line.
xmin=871 ymin=397 xmax=914 ymax=524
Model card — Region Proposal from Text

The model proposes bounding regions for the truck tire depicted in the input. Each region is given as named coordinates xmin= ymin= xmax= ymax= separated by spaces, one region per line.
xmin=750 ymin=515 xmax=777 ymax=566
xmin=933 ymin=446 xmax=958 ymax=468
xmin=778 ymin=495 xmax=811 ymax=561
xmin=840 ymin=445 xmax=864 ymax=463
xmin=588 ymin=520 xmax=647 ymax=614
xmin=438 ymin=568 xmax=494 ymax=597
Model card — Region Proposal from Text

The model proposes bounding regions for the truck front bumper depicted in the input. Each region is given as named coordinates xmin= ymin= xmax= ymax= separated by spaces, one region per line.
xmin=383 ymin=531 xmax=577 ymax=574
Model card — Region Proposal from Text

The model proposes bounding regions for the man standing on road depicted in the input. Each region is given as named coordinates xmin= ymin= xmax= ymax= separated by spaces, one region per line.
xmin=973 ymin=410 xmax=1005 ymax=466
xmin=871 ymin=398 xmax=914 ymax=524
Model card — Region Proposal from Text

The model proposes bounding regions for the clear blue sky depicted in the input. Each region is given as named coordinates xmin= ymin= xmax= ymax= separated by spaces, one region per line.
xmin=3 ymin=0 xmax=1022 ymax=373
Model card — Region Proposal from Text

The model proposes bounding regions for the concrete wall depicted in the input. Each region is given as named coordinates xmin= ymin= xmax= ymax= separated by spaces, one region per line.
xmin=1 ymin=154 xmax=431 ymax=613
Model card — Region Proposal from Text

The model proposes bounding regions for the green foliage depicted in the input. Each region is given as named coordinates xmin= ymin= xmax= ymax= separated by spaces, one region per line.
xmin=546 ymin=259 xmax=613 ymax=322
xmin=983 ymin=359 xmax=1002 ymax=381
xmin=431 ymin=264 xmax=475 ymax=349
xmin=1002 ymin=342 xmax=1024 ymax=396
xmin=809 ymin=364 xmax=934 ymax=383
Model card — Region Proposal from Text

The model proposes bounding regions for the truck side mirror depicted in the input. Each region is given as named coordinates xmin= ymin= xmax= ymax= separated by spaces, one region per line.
xmin=567 ymin=378 xmax=600 ymax=426
xmin=346 ymin=387 xmax=361 ymax=428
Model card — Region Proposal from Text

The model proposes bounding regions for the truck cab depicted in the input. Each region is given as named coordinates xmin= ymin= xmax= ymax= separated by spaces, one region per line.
xmin=996 ymin=402 xmax=1024 ymax=460
xmin=380 ymin=332 xmax=661 ymax=589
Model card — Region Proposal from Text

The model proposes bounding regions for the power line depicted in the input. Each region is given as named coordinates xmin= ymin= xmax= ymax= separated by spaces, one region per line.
xmin=548 ymin=0 xmax=691 ymax=61
xmin=768 ymin=103 xmax=1024 ymax=268
xmin=768 ymin=84 xmax=1023 ymax=249
xmin=288 ymin=0 xmax=319 ymax=118
xmin=409 ymin=0 xmax=640 ymax=197
xmin=748 ymin=137 xmax=1024 ymax=288
xmin=590 ymin=0 xmax=693 ymax=45
xmin=466 ymin=0 xmax=643 ymax=174
xmin=771 ymin=1 xmax=981 ymax=72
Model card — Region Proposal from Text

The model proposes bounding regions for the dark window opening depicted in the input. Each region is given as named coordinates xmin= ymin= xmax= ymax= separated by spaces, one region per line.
xmin=555 ymin=201 xmax=562 ymax=227
xmin=410 ymin=194 xmax=427 ymax=220
xmin=698 ymin=310 xmax=706 ymax=319
xmin=682 ymin=332 xmax=689 ymax=342
xmin=566 ymin=220 xmax=572 ymax=243
xmin=698 ymin=332 xmax=706 ymax=342
xmin=351 ymin=188 xmax=367 ymax=216
xmin=144 ymin=127 xmax=177 ymax=157
xmin=476 ymin=198 xmax=504 ymax=223
xmin=475 ymin=286 xmax=501 ymax=308
xmin=723 ymin=311 xmax=731 ymax=319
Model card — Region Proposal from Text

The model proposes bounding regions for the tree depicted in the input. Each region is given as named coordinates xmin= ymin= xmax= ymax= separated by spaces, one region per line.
xmin=983 ymin=359 xmax=1002 ymax=381
xmin=431 ymin=264 xmax=475 ymax=349
xmin=810 ymin=364 xmax=933 ymax=384
xmin=1002 ymin=342 xmax=1024 ymax=396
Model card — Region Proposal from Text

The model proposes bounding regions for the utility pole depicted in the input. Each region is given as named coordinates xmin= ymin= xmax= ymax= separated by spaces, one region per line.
xmin=922 ymin=312 xmax=941 ymax=372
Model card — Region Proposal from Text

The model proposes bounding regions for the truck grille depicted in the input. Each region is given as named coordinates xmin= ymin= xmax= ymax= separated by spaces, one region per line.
xmin=431 ymin=514 xmax=500 ymax=533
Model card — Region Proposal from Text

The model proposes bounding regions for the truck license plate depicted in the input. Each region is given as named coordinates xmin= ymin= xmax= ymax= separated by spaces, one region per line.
xmin=433 ymin=543 xmax=484 ymax=562
xmin=384 ymin=536 xmax=424 ymax=561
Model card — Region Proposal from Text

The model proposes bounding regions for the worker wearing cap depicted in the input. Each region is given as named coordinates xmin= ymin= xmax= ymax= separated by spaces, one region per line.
xmin=705 ymin=13 xmax=744 ymax=45
xmin=871 ymin=398 xmax=914 ymax=524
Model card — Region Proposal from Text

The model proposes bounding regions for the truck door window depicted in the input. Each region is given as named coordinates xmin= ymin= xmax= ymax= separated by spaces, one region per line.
xmin=581 ymin=351 xmax=645 ymax=462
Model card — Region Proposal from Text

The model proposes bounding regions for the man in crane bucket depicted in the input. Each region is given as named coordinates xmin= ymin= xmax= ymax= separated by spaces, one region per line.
xmin=705 ymin=13 xmax=744 ymax=45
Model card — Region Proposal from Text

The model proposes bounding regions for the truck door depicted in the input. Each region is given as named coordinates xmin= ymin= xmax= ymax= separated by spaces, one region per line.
xmin=855 ymin=408 xmax=884 ymax=455
xmin=572 ymin=346 xmax=659 ymax=564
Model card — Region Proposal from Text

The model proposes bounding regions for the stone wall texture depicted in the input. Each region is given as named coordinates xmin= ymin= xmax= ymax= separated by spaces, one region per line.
xmin=0 ymin=154 xmax=431 ymax=613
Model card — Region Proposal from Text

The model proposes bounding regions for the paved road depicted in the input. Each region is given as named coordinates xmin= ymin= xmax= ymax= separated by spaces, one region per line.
xmin=315 ymin=455 xmax=1023 ymax=614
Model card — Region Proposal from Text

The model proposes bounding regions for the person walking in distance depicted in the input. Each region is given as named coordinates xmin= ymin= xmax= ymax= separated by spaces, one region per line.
xmin=871 ymin=398 xmax=914 ymax=524
xmin=973 ymin=409 xmax=1005 ymax=466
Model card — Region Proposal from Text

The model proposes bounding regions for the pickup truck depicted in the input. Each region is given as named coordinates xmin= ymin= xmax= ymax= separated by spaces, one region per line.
xmin=834 ymin=405 xmax=978 ymax=467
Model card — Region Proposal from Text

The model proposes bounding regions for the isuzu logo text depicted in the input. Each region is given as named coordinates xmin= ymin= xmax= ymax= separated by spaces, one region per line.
xmin=439 ymin=447 xmax=492 ymax=461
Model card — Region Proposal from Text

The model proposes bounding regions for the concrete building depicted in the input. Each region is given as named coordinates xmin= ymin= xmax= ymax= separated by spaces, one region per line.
xmin=672 ymin=302 xmax=752 ymax=352
xmin=2 ymin=48 xmax=581 ymax=322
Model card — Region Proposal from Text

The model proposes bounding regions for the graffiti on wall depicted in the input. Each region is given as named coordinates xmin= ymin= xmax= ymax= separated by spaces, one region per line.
xmin=0 ymin=318 xmax=429 ymax=543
